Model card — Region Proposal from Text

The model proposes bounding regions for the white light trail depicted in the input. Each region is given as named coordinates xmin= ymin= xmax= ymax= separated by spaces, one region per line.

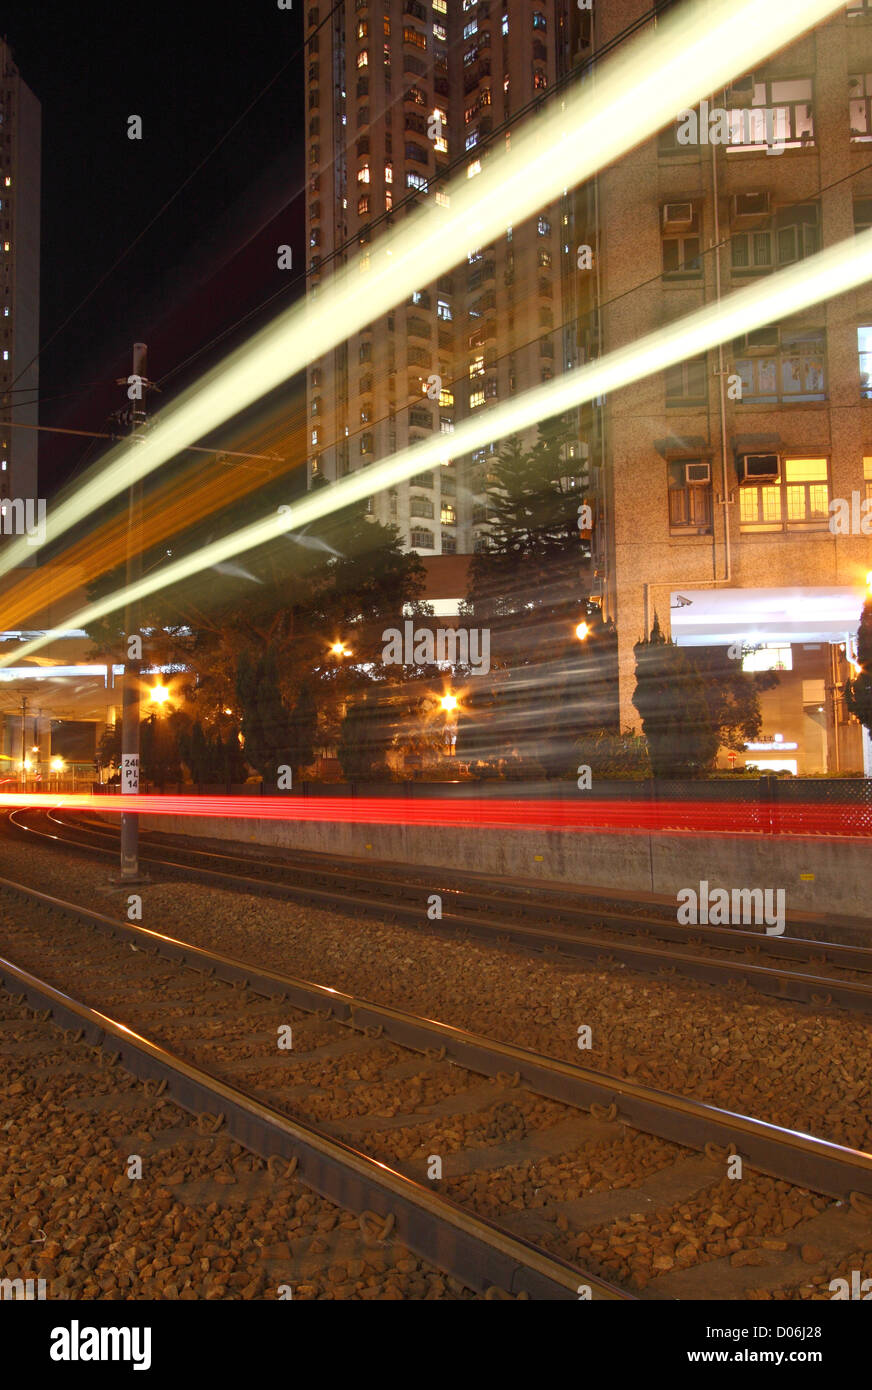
xmin=0 ymin=0 xmax=846 ymax=580
xmin=9 ymin=225 xmax=872 ymax=667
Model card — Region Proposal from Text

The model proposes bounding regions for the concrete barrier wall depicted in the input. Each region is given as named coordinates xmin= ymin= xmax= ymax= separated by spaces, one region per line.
xmin=127 ymin=811 xmax=872 ymax=926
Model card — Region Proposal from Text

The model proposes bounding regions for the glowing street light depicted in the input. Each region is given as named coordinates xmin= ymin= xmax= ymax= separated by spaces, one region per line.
xmin=150 ymin=684 xmax=170 ymax=705
xmin=575 ymin=622 xmax=590 ymax=642
xmin=329 ymin=641 xmax=352 ymax=658
xmin=51 ymin=757 xmax=64 ymax=773
xmin=440 ymin=693 xmax=458 ymax=713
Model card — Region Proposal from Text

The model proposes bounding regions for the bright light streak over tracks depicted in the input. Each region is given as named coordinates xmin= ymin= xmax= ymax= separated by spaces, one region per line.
xmin=3 ymin=795 xmax=869 ymax=838
xmin=0 ymin=0 xmax=847 ymax=582
xmin=10 ymin=222 xmax=872 ymax=668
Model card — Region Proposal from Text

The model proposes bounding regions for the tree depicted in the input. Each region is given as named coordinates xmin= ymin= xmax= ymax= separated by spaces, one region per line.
xmin=691 ymin=646 xmax=778 ymax=751
xmin=96 ymin=723 xmax=121 ymax=780
xmin=461 ymin=417 xmax=595 ymax=774
xmin=337 ymin=691 xmax=393 ymax=780
xmin=139 ymin=711 xmax=184 ymax=789
xmin=845 ymin=596 xmax=872 ymax=739
xmin=236 ymin=650 xmax=294 ymax=781
xmin=287 ymin=682 xmax=318 ymax=780
xmin=632 ymin=616 xmax=719 ymax=778
xmin=465 ymin=417 xmax=591 ymax=639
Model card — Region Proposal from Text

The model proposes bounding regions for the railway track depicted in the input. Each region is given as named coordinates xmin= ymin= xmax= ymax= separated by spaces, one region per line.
xmin=2 ymin=870 xmax=871 ymax=1300
xmin=11 ymin=807 xmax=872 ymax=1017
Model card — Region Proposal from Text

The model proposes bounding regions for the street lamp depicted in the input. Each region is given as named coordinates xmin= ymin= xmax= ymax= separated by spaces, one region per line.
xmin=150 ymin=684 xmax=170 ymax=705
xmin=575 ymin=621 xmax=590 ymax=642
xmin=440 ymin=693 xmax=458 ymax=712
xmin=329 ymin=641 xmax=351 ymax=658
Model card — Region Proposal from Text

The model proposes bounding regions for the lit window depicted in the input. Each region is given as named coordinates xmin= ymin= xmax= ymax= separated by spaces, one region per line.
xmin=385 ymin=163 xmax=393 ymax=182
xmin=466 ymin=130 xmax=479 ymax=150
xmin=502 ymin=14 xmax=508 ymax=35
xmin=464 ymin=19 xmax=478 ymax=37
xmin=407 ymin=171 xmax=428 ymax=190
xmin=358 ymin=194 xmax=370 ymax=214
xmin=433 ymin=136 xmax=447 ymax=152
xmin=537 ymin=216 xmax=551 ymax=236
xmin=403 ymin=27 xmax=427 ymax=49
xmin=437 ymin=299 xmax=452 ymax=320
xmin=470 ymin=389 xmax=485 ymax=408
xmin=385 ymin=189 xmax=393 ymax=210
xmin=311 ymin=429 xmax=319 ymax=446
xmin=742 ymin=645 xmax=793 ymax=672
xmin=358 ymin=164 xmax=370 ymax=183
xmin=860 ymin=325 xmax=872 ymax=397
xmin=357 ymin=20 xmax=368 ymax=38
xmin=533 ymin=11 xmax=547 ymax=28
xmin=467 ymin=159 xmax=481 ymax=178
xmin=434 ymin=24 xmax=447 ymax=41
xmin=2 ymin=241 xmax=9 ymax=252
xmin=433 ymin=0 xmax=447 ymax=11
xmin=435 ymin=190 xmax=450 ymax=207
xmin=4 ymin=178 xmax=10 ymax=188
xmin=469 ymin=355 xmax=485 ymax=378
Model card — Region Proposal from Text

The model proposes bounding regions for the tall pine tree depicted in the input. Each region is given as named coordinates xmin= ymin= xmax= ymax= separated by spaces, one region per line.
xmin=845 ymin=595 xmax=872 ymax=739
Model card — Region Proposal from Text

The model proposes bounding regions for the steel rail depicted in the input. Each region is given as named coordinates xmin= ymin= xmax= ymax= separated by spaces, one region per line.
xmin=1 ymin=871 xmax=871 ymax=1203
xmin=0 ymin=951 xmax=629 ymax=1302
xmin=34 ymin=809 xmax=872 ymax=971
xmin=12 ymin=810 xmax=872 ymax=1016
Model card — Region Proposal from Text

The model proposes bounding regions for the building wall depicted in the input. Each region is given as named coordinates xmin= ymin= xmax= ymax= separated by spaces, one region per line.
xmin=586 ymin=3 xmax=872 ymax=745
xmin=304 ymin=0 xmax=573 ymax=559
xmin=0 ymin=41 xmax=40 ymax=550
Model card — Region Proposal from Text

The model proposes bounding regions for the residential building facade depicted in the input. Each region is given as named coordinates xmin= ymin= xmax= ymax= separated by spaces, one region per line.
xmin=577 ymin=0 xmax=872 ymax=773
xmin=303 ymin=0 xmax=585 ymax=558
xmin=0 ymin=39 xmax=40 ymax=553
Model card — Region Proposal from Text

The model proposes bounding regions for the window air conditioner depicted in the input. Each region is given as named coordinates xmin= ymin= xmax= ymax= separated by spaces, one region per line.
xmin=739 ymin=453 xmax=780 ymax=482
xmin=662 ymin=201 xmax=694 ymax=229
xmin=685 ymin=461 xmax=711 ymax=484
xmin=732 ymin=191 xmax=770 ymax=219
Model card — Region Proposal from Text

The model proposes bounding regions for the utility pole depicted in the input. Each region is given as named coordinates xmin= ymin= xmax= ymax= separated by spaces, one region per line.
xmin=118 ymin=343 xmax=148 ymax=881
xmin=20 ymin=693 xmax=27 ymax=785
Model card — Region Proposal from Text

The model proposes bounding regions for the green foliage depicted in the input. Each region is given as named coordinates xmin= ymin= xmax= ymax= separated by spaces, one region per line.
xmin=337 ymin=692 xmax=393 ymax=780
xmin=465 ymin=416 xmax=591 ymax=638
xmin=690 ymin=646 xmax=777 ymax=751
xmin=236 ymin=650 xmax=294 ymax=779
xmin=632 ymin=617 xmax=720 ymax=778
xmin=845 ymin=598 xmax=872 ymax=739
xmin=139 ymin=711 xmax=185 ymax=789
xmin=575 ymin=729 xmax=651 ymax=779
xmin=179 ymin=718 xmax=247 ymax=785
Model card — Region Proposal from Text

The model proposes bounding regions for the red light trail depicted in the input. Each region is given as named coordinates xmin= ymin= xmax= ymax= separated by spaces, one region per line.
xmin=1 ymin=793 xmax=868 ymax=839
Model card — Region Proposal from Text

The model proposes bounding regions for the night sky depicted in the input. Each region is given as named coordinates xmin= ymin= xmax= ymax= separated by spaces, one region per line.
xmin=3 ymin=1 xmax=306 ymax=497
